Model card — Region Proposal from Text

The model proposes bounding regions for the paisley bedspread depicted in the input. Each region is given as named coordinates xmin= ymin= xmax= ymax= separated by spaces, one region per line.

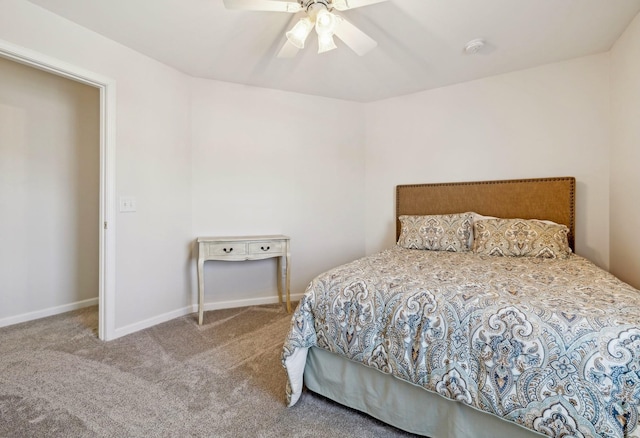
xmin=282 ymin=247 xmax=640 ymax=438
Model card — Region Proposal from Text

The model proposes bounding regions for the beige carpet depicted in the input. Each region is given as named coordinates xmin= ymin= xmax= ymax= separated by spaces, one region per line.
xmin=0 ymin=305 xmax=416 ymax=437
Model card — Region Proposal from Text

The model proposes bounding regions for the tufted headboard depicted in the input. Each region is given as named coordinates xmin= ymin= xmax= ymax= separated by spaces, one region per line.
xmin=396 ymin=177 xmax=576 ymax=250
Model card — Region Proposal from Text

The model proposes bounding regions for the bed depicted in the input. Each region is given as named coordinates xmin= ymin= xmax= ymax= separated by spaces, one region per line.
xmin=282 ymin=177 xmax=640 ymax=438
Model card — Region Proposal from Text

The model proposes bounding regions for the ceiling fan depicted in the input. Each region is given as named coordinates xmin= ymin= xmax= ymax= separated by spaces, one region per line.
xmin=222 ymin=0 xmax=387 ymax=57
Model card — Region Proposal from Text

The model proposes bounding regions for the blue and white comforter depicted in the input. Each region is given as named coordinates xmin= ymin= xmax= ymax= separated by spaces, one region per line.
xmin=282 ymin=247 xmax=640 ymax=437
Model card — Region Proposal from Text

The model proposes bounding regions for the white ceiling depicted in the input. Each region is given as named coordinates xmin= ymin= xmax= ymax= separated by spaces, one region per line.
xmin=26 ymin=0 xmax=640 ymax=102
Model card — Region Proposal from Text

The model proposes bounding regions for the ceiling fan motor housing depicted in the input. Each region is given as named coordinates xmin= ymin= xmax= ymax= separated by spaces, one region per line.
xmin=300 ymin=0 xmax=332 ymax=14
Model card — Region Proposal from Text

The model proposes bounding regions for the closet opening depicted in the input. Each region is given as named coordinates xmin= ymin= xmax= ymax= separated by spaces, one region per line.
xmin=0 ymin=40 xmax=116 ymax=340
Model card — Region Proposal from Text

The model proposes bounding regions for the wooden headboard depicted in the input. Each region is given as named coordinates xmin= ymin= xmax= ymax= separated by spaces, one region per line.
xmin=396 ymin=177 xmax=576 ymax=250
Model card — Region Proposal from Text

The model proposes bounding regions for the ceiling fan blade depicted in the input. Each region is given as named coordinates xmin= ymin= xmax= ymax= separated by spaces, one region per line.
xmin=333 ymin=16 xmax=377 ymax=56
xmin=277 ymin=40 xmax=300 ymax=58
xmin=223 ymin=0 xmax=301 ymax=13
xmin=331 ymin=0 xmax=387 ymax=11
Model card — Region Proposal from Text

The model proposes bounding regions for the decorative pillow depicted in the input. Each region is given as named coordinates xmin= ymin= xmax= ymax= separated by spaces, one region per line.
xmin=472 ymin=218 xmax=572 ymax=258
xmin=472 ymin=212 xmax=497 ymax=222
xmin=398 ymin=213 xmax=474 ymax=252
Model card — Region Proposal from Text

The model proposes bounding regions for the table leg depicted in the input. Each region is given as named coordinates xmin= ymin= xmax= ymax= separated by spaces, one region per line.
xmin=197 ymin=256 xmax=205 ymax=325
xmin=285 ymin=252 xmax=291 ymax=313
xmin=277 ymin=256 xmax=283 ymax=305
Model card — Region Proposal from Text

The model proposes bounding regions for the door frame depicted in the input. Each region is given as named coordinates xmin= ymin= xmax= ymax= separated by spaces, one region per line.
xmin=0 ymin=39 xmax=116 ymax=341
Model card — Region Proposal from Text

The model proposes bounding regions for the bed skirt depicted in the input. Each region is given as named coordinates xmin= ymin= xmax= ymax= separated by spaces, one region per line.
xmin=304 ymin=346 xmax=544 ymax=438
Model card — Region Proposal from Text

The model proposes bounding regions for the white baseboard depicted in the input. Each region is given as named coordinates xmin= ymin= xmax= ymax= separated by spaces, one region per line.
xmin=0 ymin=297 xmax=99 ymax=329
xmin=112 ymin=293 xmax=304 ymax=340
xmin=113 ymin=306 xmax=194 ymax=339
xmin=0 ymin=294 xmax=304 ymax=340
xmin=201 ymin=293 xmax=304 ymax=312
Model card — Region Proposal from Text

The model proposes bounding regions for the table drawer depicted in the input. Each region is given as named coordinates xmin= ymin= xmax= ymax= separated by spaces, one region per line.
xmin=248 ymin=240 xmax=285 ymax=256
xmin=206 ymin=242 xmax=247 ymax=257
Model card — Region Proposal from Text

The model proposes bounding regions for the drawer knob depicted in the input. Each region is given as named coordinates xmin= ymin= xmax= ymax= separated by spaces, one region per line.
xmin=223 ymin=248 xmax=233 ymax=253
xmin=261 ymin=246 xmax=270 ymax=251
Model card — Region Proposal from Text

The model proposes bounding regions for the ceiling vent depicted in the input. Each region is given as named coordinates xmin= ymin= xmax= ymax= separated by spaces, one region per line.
xmin=464 ymin=38 xmax=486 ymax=55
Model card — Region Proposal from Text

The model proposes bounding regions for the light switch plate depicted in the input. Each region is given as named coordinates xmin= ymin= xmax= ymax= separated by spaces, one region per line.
xmin=119 ymin=196 xmax=137 ymax=212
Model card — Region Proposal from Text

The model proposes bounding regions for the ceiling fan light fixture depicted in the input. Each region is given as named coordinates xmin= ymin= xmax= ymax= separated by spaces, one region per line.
xmin=318 ymin=33 xmax=337 ymax=53
xmin=286 ymin=17 xmax=314 ymax=49
xmin=315 ymin=9 xmax=338 ymax=35
xmin=221 ymin=0 xmax=385 ymax=57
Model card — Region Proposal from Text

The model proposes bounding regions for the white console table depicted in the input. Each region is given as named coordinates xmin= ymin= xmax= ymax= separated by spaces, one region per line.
xmin=196 ymin=235 xmax=291 ymax=325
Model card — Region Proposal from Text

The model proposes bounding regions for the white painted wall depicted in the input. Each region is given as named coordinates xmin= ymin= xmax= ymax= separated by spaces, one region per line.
xmin=0 ymin=0 xmax=632 ymax=337
xmin=190 ymin=80 xmax=366 ymax=305
xmin=364 ymin=54 xmax=611 ymax=268
xmin=0 ymin=56 xmax=99 ymax=323
xmin=0 ymin=0 xmax=364 ymax=333
xmin=0 ymin=0 xmax=193 ymax=332
xmin=610 ymin=12 xmax=640 ymax=289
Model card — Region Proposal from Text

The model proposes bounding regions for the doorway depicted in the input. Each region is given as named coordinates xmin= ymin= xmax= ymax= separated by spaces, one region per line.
xmin=0 ymin=39 xmax=115 ymax=340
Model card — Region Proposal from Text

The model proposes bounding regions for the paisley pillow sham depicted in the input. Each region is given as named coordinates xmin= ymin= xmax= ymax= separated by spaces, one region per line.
xmin=397 ymin=213 xmax=474 ymax=252
xmin=472 ymin=218 xmax=571 ymax=258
